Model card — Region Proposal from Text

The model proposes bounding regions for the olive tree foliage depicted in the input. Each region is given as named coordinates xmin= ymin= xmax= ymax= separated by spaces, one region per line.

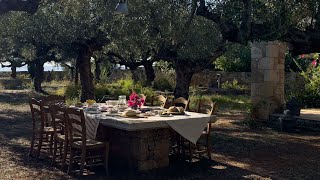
xmin=196 ymin=0 xmax=320 ymax=55
xmin=147 ymin=0 xmax=225 ymax=98
xmin=0 ymin=0 xmax=115 ymax=99
xmin=213 ymin=44 xmax=251 ymax=72
xmin=105 ymin=0 xmax=166 ymax=85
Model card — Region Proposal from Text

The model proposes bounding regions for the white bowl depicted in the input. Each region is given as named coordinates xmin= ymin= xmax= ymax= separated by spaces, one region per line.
xmin=106 ymin=100 xmax=118 ymax=106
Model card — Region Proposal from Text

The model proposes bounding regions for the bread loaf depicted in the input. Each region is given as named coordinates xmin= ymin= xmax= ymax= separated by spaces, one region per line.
xmin=122 ymin=110 xmax=137 ymax=117
xmin=168 ymin=106 xmax=179 ymax=112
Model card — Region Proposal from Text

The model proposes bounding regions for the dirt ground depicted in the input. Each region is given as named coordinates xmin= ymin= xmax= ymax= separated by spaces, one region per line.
xmin=0 ymin=90 xmax=319 ymax=180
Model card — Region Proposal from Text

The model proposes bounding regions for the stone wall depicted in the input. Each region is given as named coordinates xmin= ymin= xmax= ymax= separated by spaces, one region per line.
xmin=97 ymin=126 xmax=170 ymax=172
xmin=251 ymin=41 xmax=286 ymax=121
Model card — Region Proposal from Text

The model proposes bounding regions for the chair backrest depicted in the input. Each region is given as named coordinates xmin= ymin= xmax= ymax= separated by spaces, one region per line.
xmin=41 ymin=95 xmax=66 ymax=106
xmin=173 ymin=97 xmax=189 ymax=110
xmin=65 ymin=107 xmax=86 ymax=145
xmin=151 ymin=95 xmax=167 ymax=108
xmin=29 ymin=98 xmax=45 ymax=131
xmin=197 ymin=99 xmax=217 ymax=115
xmin=49 ymin=104 xmax=67 ymax=137
xmin=197 ymin=99 xmax=217 ymax=134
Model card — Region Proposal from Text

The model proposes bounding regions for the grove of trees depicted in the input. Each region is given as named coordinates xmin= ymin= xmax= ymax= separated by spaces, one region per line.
xmin=0 ymin=0 xmax=319 ymax=100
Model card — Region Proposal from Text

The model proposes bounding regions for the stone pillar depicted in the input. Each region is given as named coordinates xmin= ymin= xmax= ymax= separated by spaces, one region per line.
xmin=251 ymin=41 xmax=286 ymax=121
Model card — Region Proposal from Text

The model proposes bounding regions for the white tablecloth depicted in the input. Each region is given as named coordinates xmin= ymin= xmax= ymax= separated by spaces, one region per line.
xmin=85 ymin=111 xmax=212 ymax=144
xmin=164 ymin=113 xmax=211 ymax=144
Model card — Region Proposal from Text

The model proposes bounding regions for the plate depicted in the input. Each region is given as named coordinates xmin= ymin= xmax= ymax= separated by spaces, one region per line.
xmin=85 ymin=110 xmax=101 ymax=114
xmin=119 ymin=114 xmax=142 ymax=118
xmin=159 ymin=114 xmax=173 ymax=117
xmin=165 ymin=111 xmax=185 ymax=115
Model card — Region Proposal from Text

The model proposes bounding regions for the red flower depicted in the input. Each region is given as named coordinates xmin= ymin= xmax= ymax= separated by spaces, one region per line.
xmin=300 ymin=54 xmax=305 ymax=58
xmin=311 ymin=60 xmax=317 ymax=66
xmin=127 ymin=92 xmax=145 ymax=107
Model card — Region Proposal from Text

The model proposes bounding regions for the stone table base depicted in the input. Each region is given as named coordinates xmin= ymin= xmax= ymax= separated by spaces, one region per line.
xmin=97 ymin=126 xmax=170 ymax=172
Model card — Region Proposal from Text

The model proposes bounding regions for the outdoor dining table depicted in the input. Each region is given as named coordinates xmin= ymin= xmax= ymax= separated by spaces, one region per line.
xmin=84 ymin=106 xmax=217 ymax=172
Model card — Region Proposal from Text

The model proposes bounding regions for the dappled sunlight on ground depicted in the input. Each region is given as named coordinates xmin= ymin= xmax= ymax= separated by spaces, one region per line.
xmin=0 ymin=90 xmax=319 ymax=179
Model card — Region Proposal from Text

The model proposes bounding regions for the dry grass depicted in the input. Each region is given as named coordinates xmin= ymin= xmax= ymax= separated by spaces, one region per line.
xmin=0 ymin=89 xmax=319 ymax=179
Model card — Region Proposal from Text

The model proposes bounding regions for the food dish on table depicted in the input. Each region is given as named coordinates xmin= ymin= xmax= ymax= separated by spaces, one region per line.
xmin=165 ymin=106 xmax=185 ymax=115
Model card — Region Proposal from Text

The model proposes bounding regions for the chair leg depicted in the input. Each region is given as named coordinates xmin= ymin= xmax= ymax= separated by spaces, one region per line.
xmin=105 ymin=143 xmax=110 ymax=176
xmin=36 ymin=133 xmax=44 ymax=159
xmin=79 ymin=149 xmax=86 ymax=176
xmin=29 ymin=133 xmax=35 ymax=157
xmin=49 ymin=133 xmax=54 ymax=155
xmin=207 ymin=135 xmax=212 ymax=160
xmin=52 ymin=137 xmax=57 ymax=165
xmin=188 ymin=142 xmax=193 ymax=163
xmin=62 ymin=140 xmax=68 ymax=169
xmin=67 ymin=147 xmax=73 ymax=174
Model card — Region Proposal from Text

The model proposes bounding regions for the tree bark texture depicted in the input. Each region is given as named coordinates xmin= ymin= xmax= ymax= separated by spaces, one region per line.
xmin=77 ymin=45 xmax=95 ymax=102
xmin=75 ymin=63 xmax=79 ymax=85
xmin=130 ymin=67 xmax=139 ymax=83
xmin=34 ymin=61 xmax=46 ymax=94
xmin=94 ymin=59 xmax=102 ymax=83
xmin=174 ymin=61 xmax=195 ymax=99
xmin=11 ymin=66 xmax=17 ymax=79
xmin=142 ymin=61 xmax=155 ymax=86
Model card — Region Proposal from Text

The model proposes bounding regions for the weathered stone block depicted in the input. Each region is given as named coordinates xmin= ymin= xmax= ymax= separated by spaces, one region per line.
xmin=266 ymin=44 xmax=280 ymax=58
xmin=258 ymin=57 xmax=273 ymax=69
xmin=264 ymin=70 xmax=279 ymax=82
xmin=251 ymin=46 xmax=263 ymax=59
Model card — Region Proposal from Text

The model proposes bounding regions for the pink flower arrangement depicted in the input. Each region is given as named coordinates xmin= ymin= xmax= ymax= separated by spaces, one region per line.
xmin=127 ymin=92 xmax=145 ymax=108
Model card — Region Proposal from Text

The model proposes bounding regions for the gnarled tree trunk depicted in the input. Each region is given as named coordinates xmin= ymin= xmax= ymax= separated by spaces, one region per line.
xmin=11 ymin=65 xmax=17 ymax=79
xmin=33 ymin=60 xmax=46 ymax=94
xmin=95 ymin=59 xmax=102 ymax=83
xmin=75 ymin=63 xmax=79 ymax=85
xmin=174 ymin=61 xmax=195 ymax=99
xmin=130 ymin=67 xmax=140 ymax=83
xmin=77 ymin=45 xmax=95 ymax=102
xmin=142 ymin=61 xmax=155 ymax=86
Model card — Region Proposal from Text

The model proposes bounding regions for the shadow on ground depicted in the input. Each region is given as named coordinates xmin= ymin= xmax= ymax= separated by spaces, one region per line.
xmin=0 ymin=90 xmax=319 ymax=179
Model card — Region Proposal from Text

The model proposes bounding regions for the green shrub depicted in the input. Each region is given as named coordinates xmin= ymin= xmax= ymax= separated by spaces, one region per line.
xmin=56 ymin=84 xmax=81 ymax=99
xmin=292 ymin=58 xmax=320 ymax=108
xmin=153 ymin=76 xmax=174 ymax=91
xmin=221 ymin=80 xmax=248 ymax=91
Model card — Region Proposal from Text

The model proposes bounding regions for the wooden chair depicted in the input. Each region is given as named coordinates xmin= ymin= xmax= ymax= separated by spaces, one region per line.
xmin=49 ymin=104 xmax=68 ymax=167
xmin=151 ymin=95 xmax=167 ymax=108
xmin=65 ymin=107 xmax=109 ymax=176
xmin=41 ymin=95 xmax=66 ymax=128
xmin=29 ymin=98 xmax=55 ymax=158
xmin=41 ymin=95 xmax=66 ymax=105
xmin=169 ymin=97 xmax=190 ymax=155
xmin=172 ymin=97 xmax=189 ymax=110
xmin=191 ymin=99 xmax=217 ymax=160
